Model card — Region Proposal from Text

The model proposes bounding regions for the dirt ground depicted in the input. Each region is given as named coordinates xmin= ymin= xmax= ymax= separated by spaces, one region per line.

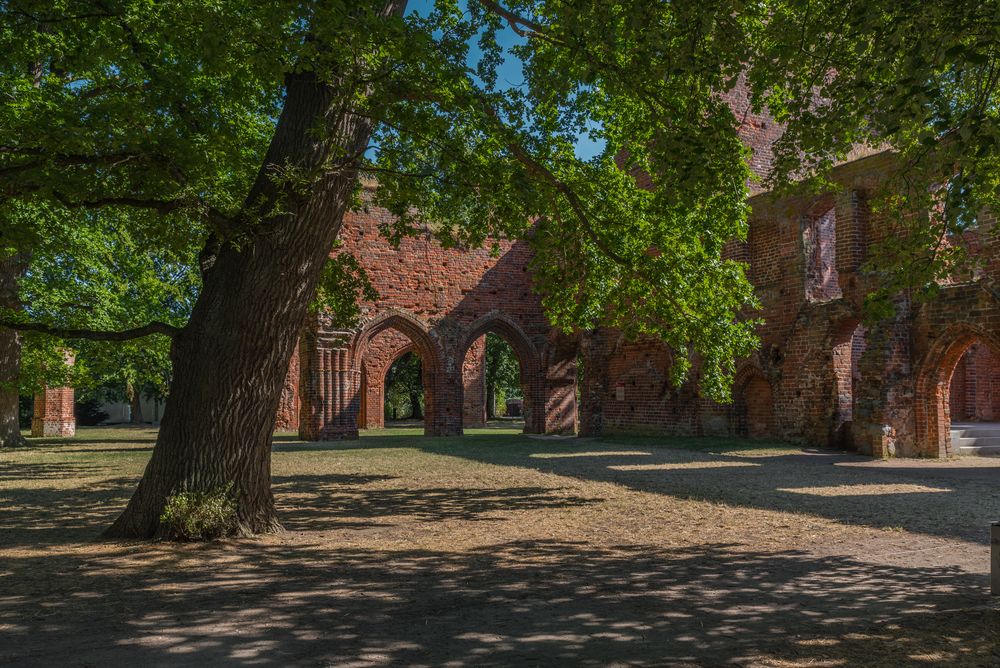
xmin=1 ymin=426 xmax=998 ymax=667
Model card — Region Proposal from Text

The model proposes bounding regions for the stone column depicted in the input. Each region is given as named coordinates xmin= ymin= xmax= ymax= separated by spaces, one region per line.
xmin=31 ymin=385 xmax=75 ymax=437
xmin=299 ymin=331 xmax=360 ymax=440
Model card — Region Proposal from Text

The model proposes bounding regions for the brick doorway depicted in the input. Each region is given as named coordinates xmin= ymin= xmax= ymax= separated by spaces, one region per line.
xmin=734 ymin=371 xmax=775 ymax=440
xmin=915 ymin=326 xmax=1000 ymax=457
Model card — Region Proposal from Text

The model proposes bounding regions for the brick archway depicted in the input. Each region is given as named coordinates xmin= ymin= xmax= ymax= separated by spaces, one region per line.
xmin=353 ymin=312 xmax=448 ymax=436
xmin=458 ymin=313 xmax=543 ymax=434
xmin=360 ymin=341 xmax=417 ymax=429
xmin=914 ymin=323 xmax=1000 ymax=457
xmin=733 ymin=365 xmax=776 ymax=440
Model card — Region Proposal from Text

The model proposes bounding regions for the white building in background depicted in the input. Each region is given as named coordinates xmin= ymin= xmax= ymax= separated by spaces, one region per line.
xmin=98 ymin=396 xmax=166 ymax=425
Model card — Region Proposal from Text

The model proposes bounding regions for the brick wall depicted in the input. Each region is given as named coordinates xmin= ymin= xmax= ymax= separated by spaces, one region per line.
xmin=281 ymin=117 xmax=1000 ymax=458
xmin=293 ymin=186 xmax=577 ymax=440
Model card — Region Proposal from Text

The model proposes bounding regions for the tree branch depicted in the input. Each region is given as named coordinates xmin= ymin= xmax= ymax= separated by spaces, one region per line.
xmin=52 ymin=193 xmax=185 ymax=215
xmin=476 ymin=103 xmax=631 ymax=265
xmin=476 ymin=0 xmax=546 ymax=37
xmin=0 ymin=320 xmax=182 ymax=341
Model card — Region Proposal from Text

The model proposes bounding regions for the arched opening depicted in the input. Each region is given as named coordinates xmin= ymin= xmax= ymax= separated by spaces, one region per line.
xmin=734 ymin=370 xmax=775 ymax=440
xmin=915 ymin=326 xmax=1000 ymax=457
xmin=463 ymin=332 xmax=525 ymax=429
xmin=831 ymin=320 xmax=866 ymax=448
xmin=948 ymin=341 xmax=1000 ymax=423
xmin=353 ymin=312 xmax=443 ymax=436
xmin=459 ymin=317 xmax=541 ymax=434
xmin=383 ymin=350 xmax=425 ymax=427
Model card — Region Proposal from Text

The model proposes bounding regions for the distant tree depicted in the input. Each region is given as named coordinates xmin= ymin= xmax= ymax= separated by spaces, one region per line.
xmin=484 ymin=333 xmax=520 ymax=418
xmin=10 ymin=210 xmax=200 ymax=433
xmin=384 ymin=352 xmax=423 ymax=420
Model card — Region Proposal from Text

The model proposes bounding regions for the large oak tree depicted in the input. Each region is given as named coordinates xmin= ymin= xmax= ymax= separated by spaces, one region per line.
xmin=2 ymin=1 xmax=998 ymax=538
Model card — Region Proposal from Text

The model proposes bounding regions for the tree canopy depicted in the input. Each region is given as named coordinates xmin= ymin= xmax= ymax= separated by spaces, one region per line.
xmin=7 ymin=1 xmax=999 ymax=401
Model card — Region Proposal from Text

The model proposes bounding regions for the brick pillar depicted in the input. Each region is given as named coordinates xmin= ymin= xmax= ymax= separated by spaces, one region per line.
xmin=852 ymin=315 xmax=913 ymax=457
xmin=578 ymin=330 xmax=609 ymax=437
xmin=540 ymin=335 xmax=578 ymax=435
xmin=273 ymin=342 xmax=300 ymax=432
xmin=299 ymin=332 xmax=360 ymax=440
xmin=462 ymin=335 xmax=486 ymax=427
xmin=428 ymin=362 xmax=463 ymax=436
xmin=31 ymin=386 xmax=75 ymax=437
xmin=361 ymin=366 xmax=384 ymax=430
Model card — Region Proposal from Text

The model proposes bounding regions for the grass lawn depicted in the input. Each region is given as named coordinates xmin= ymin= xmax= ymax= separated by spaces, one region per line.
xmin=1 ymin=426 xmax=998 ymax=666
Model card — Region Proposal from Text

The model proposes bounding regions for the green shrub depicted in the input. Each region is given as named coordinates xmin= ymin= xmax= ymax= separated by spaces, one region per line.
xmin=159 ymin=484 xmax=238 ymax=541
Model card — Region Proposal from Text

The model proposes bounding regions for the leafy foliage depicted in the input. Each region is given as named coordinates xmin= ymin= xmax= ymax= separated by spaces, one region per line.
xmin=370 ymin=1 xmax=764 ymax=400
xmin=10 ymin=209 xmax=199 ymax=396
xmin=485 ymin=333 xmax=520 ymax=416
xmin=159 ymin=483 xmax=238 ymax=541
xmin=6 ymin=1 xmax=998 ymax=407
xmin=310 ymin=247 xmax=379 ymax=329
xmin=748 ymin=1 xmax=1000 ymax=318
xmin=384 ymin=352 xmax=423 ymax=420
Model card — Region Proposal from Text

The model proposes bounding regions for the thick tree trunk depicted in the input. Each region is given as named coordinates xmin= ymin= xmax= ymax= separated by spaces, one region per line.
xmin=486 ymin=384 xmax=497 ymax=419
xmin=127 ymin=382 xmax=144 ymax=425
xmin=105 ymin=1 xmax=408 ymax=539
xmin=0 ymin=253 xmax=28 ymax=448
xmin=409 ymin=391 xmax=423 ymax=420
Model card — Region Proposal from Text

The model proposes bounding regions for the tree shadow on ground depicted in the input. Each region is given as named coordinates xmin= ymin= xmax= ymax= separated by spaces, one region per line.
xmin=1 ymin=538 xmax=997 ymax=666
xmin=0 ymin=477 xmax=135 ymax=548
xmin=22 ymin=438 xmax=158 ymax=448
xmin=274 ymin=473 xmax=604 ymax=532
xmin=388 ymin=434 xmax=1000 ymax=545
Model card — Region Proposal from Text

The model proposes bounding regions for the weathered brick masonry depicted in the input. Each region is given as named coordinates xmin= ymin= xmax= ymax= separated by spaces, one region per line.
xmin=284 ymin=141 xmax=1000 ymax=458
xmin=290 ymin=192 xmax=578 ymax=440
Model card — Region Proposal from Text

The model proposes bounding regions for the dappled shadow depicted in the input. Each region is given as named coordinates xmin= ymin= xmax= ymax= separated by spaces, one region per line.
xmin=2 ymin=428 xmax=999 ymax=665
xmin=275 ymin=473 xmax=602 ymax=532
xmin=29 ymin=436 xmax=159 ymax=446
xmin=381 ymin=433 xmax=1000 ymax=545
xmin=1 ymin=538 xmax=996 ymax=666
xmin=0 ymin=477 xmax=135 ymax=548
xmin=0 ymin=461 xmax=111 ymax=481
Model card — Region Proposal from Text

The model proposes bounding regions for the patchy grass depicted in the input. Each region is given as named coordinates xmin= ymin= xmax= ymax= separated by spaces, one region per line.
xmin=1 ymin=426 xmax=998 ymax=666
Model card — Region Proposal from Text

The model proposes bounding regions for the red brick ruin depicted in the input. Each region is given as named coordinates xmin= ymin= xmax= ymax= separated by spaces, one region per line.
xmin=34 ymin=87 xmax=1000 ymax=458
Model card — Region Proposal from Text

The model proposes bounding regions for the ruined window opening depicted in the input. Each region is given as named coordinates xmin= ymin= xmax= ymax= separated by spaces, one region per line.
xmin=803 ymin=206 xmax=842 ymax=302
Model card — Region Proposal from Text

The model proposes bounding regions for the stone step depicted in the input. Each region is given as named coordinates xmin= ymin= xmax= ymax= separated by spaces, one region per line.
xmin=952 ymin=436 xmax=1000 ymax=447
xmin=951 ymin=428 xmax=1000 ymax=438
xmin=956 ymin=445 xmax=1000 ymax=457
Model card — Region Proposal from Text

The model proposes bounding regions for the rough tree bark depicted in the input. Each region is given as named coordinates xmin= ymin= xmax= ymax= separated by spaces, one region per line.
xmin=105 ymin=0 xmax=408 ymax=539
xmin=127 ymin=382 xmax=143 ymax=425
xmin=486 ymin=384 xmax=496 ymax=419
xmin=409 ymin=392 xmax=423 ymax=420
xmin=0 ymin=253 xmax=28 ymax=448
